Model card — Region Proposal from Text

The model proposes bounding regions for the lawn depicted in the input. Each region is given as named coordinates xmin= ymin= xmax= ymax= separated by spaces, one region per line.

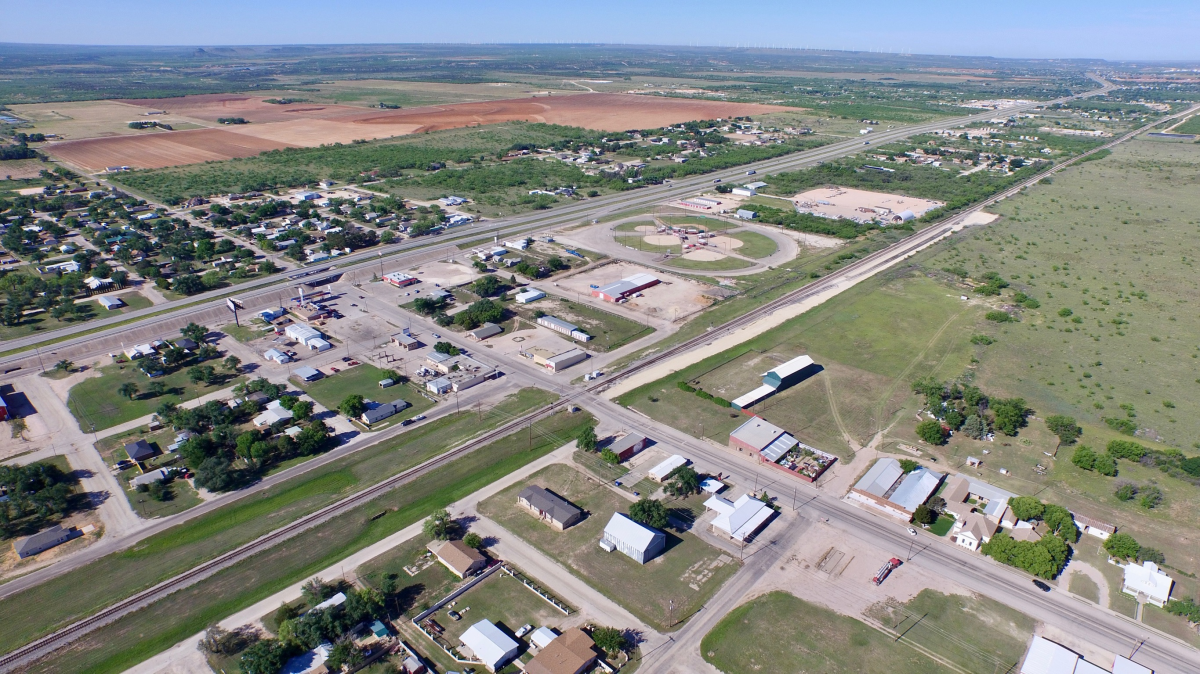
xmin=477 ymin=463 xmax=739 ymax=631
xmin=864 ymin=590 xmax=1034 ymax=674
xmin=927 ymin=514 xmax=954 ymax=536
xmin=658 ymin=215 xmax=736 ymax=232
xmin=220 ymin=321 xmax=270 ymax=343
xmin=357 ymin=535 xmax=460 ymax=617
xmin=296 ymin=363 xmax=435 ymax=419
xmin=0 ymin=388 xmax=558 ymax=660
xmin=93 ymin=291 xmax=153 ymax=314
xmin=17 ymin=405 xmax=591 ymax=674
xmin=722 ymin=230 xmax=777 ymax=259
xmin=664 ymin=255 xmax=754 ymax=272
xmin=432 ymin=569 xmax=567 ymax=647
xmin=701 ymin=592 xmax=954 ymax=674
xmin=508 ymin=294 xmax=654 ymax=353
xmin=67 ymin=361 xmax=245 ymax=431
xmin=123 ymin=477 xmax=205 ymax=520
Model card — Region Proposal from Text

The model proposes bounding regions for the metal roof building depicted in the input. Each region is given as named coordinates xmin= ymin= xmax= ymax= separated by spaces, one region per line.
xmin=705 ymin=494 xmax=773 ymax=542
xmin=848 ymin=458 xmax=943 ymax=518
xmin=592 ymin=273 xmax=660 ymax=302
xmin=600 ymin=513 xmax=666 ymax=564
xmin=460 ymin=620 xmax=519 ymax=672
xmin=728 ymin=417 xmax=788 ymax=453
xmin=648 ymin=454 xmax=688 ymax=482
xmin=607 ymin=433 xmax=647 ymax=461
xmin=467 ymin=322 xmax=503 ymax=341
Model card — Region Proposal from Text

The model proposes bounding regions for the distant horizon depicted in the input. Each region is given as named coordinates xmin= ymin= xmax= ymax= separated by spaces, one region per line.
xmin=3 ymin=0 xmax=1198 ymax=61
xmin=1 ymin=41 xmax=1196 ymax=65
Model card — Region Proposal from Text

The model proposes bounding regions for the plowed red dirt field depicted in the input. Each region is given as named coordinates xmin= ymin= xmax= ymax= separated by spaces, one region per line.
xmin=48 ymin=93 xmax=789 ymax=171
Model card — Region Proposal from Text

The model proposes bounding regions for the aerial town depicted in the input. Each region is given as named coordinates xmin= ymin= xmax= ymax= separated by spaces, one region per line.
xmin=0 ymin=13 xmax=1199 ymax=674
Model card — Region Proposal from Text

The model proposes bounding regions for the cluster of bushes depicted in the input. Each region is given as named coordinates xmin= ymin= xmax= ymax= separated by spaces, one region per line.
xmin=980 ymin=497 xmax=1077 ymax=579
xmin=438 ymin=298 xmax=503 ymax=330
xmin=216 ymin=117 xmax=248 ymax=125
xmin=750 ymin=204 xmax=878 ymax=239
xmin=677 ymin=381 xmax=731 ymax=408
xmin=985 ymin=310 xmax=1015 ymax=323
xmin=911 ymin=377 xmax=1031 ymax=443
xmin=974 ymin=271 xmax=1009 ymax=296
xmin=0 ymin=462 xmax=79 ymax=539
xmin=1070 ymin=439 xmax=1190 ymax=507
xmin=1102 ymin=531 xmax=1164 ymax=564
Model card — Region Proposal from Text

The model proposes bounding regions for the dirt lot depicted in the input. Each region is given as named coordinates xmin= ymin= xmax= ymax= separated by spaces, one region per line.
xmin=0 ymin=159 xmax=45 ymax=180
xmin=554 ymin=262 xmax=719 ymax=324
xmin=790 ymin=187 xmax=944 ymax=221
xmin=42 ymin=93 xmax=789 ymax=171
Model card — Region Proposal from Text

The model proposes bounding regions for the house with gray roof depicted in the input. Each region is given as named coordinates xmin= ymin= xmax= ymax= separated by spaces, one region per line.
xmin=517 ymin=485 xmax=583 ymax=530
xmin=13 ymin=525 xmax=82 ymax=559
xmin=360 ymin=399 xmax=410 ymax=426
xmin=847 ymin=457 xmax=944 ymax=520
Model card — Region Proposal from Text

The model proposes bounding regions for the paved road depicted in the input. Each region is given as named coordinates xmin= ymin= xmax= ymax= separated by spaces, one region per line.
xmin=0 ymin=80 xmax=1113 ymax=376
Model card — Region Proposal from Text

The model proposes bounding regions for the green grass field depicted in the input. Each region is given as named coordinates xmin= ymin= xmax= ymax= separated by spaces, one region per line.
xmin=0 ymin=388 xmax=557 ymax=660
xmin=658 ymin=215 xmax=736 ymax=231
xmin=1068 ymin=571 xmax=1101 ymax=603
xmin=67 ymin=362 xmax=245 ymax=431
xmin=617 ymin=274 xmax=978 ymax=456
xmin=1170 ymin=114 xmax=1200 ymax=135
xmin=433 ymin=570 xmax=566 ymax=646
xmin=296 ymin=363 xmax=434 ymax=419
xmin=864 ymin=590 xmax=1034 ymax=673
xmin=721 ymin=230 xmax=777 ymax=258
xmin=477 ymin=463 xmax=738 ymax=631
xmin=665 ymin=255 xmax=754 ymax=271
xmin=94 ymin=291 xmax=153 ymax=314
xmin=702 ymin=592 xmax=954 ymax=674
xmin=19 ymin=407 xmax=592 ymax=674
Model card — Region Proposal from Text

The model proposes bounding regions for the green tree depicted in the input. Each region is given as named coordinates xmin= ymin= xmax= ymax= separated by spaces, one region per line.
xmin=912 ymin=504 xmax=935 ymax=525
xmin=117 ymin=382 xmax=139 ymax=400
xmin=239 ymin=639 xmax=287 ymax=674
xmin=915 ymin=419 xmax=947 ymax=445
xmin=944 ymin=409 xmax=965 ymax=430
xmin=423 ymin=508 xmax=455 ymax=540
xmin=172 ymin=274 xmax=205 ymax=296
xmin=463 ymin=532 xmax=483 ymax=549
xmin=991 ymin=397 xmax=1030 ymax=435
xmin=628 ymin=498 xmax=669 ymax=529
xmin=577 ymin=425 xmax=598 ymax=452
xmin=291 ymin=400 xmax=313 ymax=421
xmin=54 ymin=359 xmax=73 ymax=373
xmin=665 ymin=465 xmax=700 ymax=496
xmin=339 ymin=394 xmax=366 ymax=418
xmin=1107 ymin=440 xmax=1147 ymax=461
xmin=472 ymin=274 xmax=503 ymax=297
xmin=898 ymin=459 xmax=920 ymax=473
xmin=1094 ymin=453 xmax=1117 ymax=476
xmin=433 ymin=341 xmax=460 ymax=356
xmin=181 ymin=322 xmax=208 ymax=342
xmin=223 ymin=355 xmax=241 ymax=372
xmin=960 ymin=414 xmax=987 ymax=440
xmin=1115 ymin=482 xmax=1138 ymax=501
xmin=1104 ymin=532 xmax=1140 ymax=560
xmin=1046 ymin=415 xmax=1081 ymax=445
xmin=1008 ymin=496 xmax=1045 ymax=521
xmin=591 ymin=627 xmax=627 ymax=656
xmin=147 ymin=381 xmax=166 ymax=398
xmin=600 ymin=448 xmax=620 ymax=465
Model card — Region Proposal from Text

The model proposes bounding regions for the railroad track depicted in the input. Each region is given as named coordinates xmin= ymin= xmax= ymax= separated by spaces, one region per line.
xmin=2 ymin=84 xmax=1148 ymax=671
xmin=0 ymin=394 xmax=586 ymax=672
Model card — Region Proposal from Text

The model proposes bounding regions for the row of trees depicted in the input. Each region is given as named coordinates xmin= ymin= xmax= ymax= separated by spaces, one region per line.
xmin=0 ymin=462 xmax=79 ymax=539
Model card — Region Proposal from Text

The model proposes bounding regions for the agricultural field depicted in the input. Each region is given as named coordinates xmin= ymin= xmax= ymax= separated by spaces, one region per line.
xmin=477 ymin=463 xmax=739 ymax=632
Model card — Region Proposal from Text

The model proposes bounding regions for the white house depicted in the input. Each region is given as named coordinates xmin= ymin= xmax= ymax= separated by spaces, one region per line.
xmin=460 ymin=620 xmax=519 ymax=672
xmin=97 ymin=296 xmax=125 ymax=310
xmin=253 ymin=400 xmax=294 ymax=427
xmin=952 ymin=512 xmax=998 ymax=551
xmin=515 ymin=288 xmax=546 ymax=304
xmin=1121 ymin=560 xmax=1173 ymax=607
xmin=705 ymin=494 xmax=773 ymax=542
xmin=263 ymin=348 xmax=291 ymax=364
xmin=647 ymin=454 xmax=688 ymax=482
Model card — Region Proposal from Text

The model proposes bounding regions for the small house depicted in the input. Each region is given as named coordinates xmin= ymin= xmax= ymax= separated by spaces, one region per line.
xmin=97 ymin=296 xmax=125 ymax=310
xmin=524 ymin=627 xmax=599 ymax=674
xmin=467 ymin=322 xmax=503 ymax=341
xmin=124 ymin=439 xmax=156 ymax=463
xmin=606 ymin=433 xmax=647 ymax=461
xmin=429 ymin=539 xmax=486 ymax=578
xmin=294 ymin=366 xmax=323 ymax=382
xmin=460 ymin=620 xmax=519 ymax=673
xmin=13 ymin=525 xmax=82 ymax=559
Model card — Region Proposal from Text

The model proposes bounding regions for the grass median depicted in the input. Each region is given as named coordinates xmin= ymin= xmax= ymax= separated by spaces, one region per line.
xmin=22 ymin=404 xmax=593 ymax=674
xmin=0 ymin=387 xmax=556 ymax=657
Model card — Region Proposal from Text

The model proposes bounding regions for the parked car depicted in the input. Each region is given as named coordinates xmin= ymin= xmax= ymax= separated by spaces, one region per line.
xmin=746 ymin=169 xmax=756 ymax=175
xmin=515 ymin=624 xmax=532 ymax=637
xmin=712 ymin=178 xmax=722 ymax=183
xmin=448 ymin=610 xmax=461 ymax=621
xmin=1033 ymin=579 xmax=1052 ymax=592
xmin=400 ymin=419 xmax=414 ymax=427
xmin=907 ymin=527 xmax=917 ymax=536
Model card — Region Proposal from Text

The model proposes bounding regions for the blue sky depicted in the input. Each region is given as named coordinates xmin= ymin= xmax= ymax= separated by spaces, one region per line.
xmin=3 ymin=0 xmax=1198 ymax=61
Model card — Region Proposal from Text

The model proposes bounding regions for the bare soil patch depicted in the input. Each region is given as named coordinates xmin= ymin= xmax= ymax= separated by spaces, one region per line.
xmin=643 ymin=234 xmax=681 ymax=246
xmin=790 ymin=187 xmax=944 ymax=221
xmin=45 ymin=93 xmax=788 ymax=171
xmin=706 ymin=235 xmax=743 ymax=250
xmin=681 ymin=249 xmax=727 ymax=261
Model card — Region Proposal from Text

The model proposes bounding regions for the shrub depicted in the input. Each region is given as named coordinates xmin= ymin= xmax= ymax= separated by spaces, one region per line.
xmin=1107 ymin=439 xmax=1147 ymax=461
xmin=969 ymin=334 xmax=995 ymax=345
xmin=991 ymin=397 xmax=1030 ymax=435
xmin=1071 ymin=446 xmax=1096 ymax=471
xmin=1139 ymin=485 xmax=1163 ymax=509
xmin=985 ymin=310 xmax=1014 ymax=323
xmin=899 ymin=459 xmax=920 ymax=473
xmin=1094 ymin=453 xmax=1117 ymax=476
xmin=1045 ymin=415 xmax=1081 ymax=445
xmin=1104 ymin=417 xmax=1137 ymax=434
xmin=676 ymin=381 xmax=696 ymax=393
xmin=1139 ymin=548 xmax=1165 ymax=565
xmin=1114 ymin=482 xmax=1138 ymax=501
xmin=961 ymin=414 xmax=987 ymax=440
